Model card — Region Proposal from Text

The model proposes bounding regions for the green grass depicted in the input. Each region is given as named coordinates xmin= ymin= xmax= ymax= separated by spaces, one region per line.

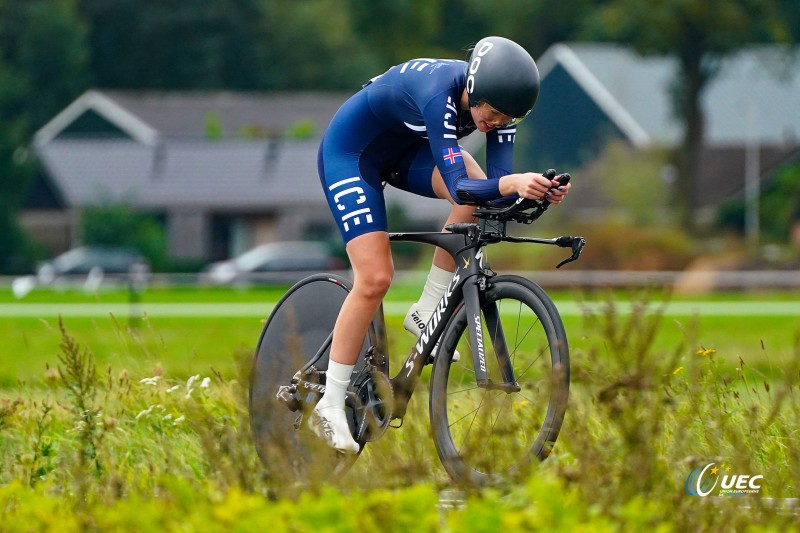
xmin=1 ymin=285 xmax=798 ymax=530
xmin=2 ymin=284 xmax=797 ymax=386
xmin=0 ymin=315 xmax=259 ymax=388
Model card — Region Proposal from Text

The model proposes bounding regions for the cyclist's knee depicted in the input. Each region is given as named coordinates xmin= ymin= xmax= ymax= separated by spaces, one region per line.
xmin=449 ymin=203 xmax=476 ymax=220
xmin=356 ymin=269 xmax=393 ymax=300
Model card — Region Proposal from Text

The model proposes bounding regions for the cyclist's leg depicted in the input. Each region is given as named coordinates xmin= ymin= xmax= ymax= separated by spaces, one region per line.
xmin=310 ymin=232 xmax=392 ymax=454
xmin=328 ymin=232 xmax=393 ymax=367
xmin=315 ymin=110 xmax=391 ymax=453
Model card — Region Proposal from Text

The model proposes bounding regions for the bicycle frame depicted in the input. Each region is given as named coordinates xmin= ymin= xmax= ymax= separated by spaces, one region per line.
xmin=382 ymin=216 xmax=584 ymax=421
xmin=385 ymin=224 xmax=502 ymax=420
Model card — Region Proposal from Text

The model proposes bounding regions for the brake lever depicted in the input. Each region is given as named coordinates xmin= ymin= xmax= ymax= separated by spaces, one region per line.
xmin=555 ymin=236 xmax=586 ymax=269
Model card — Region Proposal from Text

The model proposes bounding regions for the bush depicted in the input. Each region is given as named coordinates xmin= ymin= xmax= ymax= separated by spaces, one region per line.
xmin=483 ymin=217 xmax=694 ymax=272
xmin=80 ymin=204 xmax=167 ymax=270
xmin=717 ymin=163 xmax=800 ymax=243
xmin=571 ymin=217 xmax=694 ymax=270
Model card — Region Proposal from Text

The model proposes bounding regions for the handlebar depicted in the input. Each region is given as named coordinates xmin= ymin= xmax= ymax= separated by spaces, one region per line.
xmin=473 ymin=170 xmax=570 ymax=224
xmin=457 ymin=169 xmax=585 ymax=268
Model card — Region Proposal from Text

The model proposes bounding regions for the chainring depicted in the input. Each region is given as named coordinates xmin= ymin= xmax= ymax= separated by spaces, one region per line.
xmin=351 ymin=370 xmax=394 ymax=443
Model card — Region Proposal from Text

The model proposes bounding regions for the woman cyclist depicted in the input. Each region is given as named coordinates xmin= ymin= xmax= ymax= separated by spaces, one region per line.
xmin=314 ymin=36 xmax=570 ymax=453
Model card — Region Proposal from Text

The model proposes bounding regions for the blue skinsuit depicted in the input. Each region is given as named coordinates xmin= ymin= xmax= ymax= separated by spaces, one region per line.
xmin=318 ymin=58 xmax=519 ymax=243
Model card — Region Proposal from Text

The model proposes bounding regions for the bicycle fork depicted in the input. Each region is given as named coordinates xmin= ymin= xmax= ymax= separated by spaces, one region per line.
xmin=462 ymin=277 xmax=521 ymax=393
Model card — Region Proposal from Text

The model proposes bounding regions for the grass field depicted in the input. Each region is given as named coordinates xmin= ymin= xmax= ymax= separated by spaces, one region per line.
xmin=1 ymin=283 xmax=797 ymax=386
xmin=1 ymin=282 xmax=798 ymax=530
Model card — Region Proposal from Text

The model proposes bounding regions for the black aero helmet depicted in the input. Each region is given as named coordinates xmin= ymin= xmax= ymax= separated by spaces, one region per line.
xmin=466 ymin=36 xmax=540 ymax=122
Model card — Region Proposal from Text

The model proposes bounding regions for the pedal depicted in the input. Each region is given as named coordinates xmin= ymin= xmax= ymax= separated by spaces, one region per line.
xmin=276 ymin=385 xmax=301 ymax=412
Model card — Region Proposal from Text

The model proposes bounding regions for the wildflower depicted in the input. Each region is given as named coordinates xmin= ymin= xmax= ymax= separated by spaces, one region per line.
xmin=672 ymin=366 xmax=684 ymax=376
xmin=136 ymin=405 xmax=155 ymax=420
xmin=140 ymin=376 xmax=161 ymax=386
xmin=200 ymin=377 xmax=211 ymax=389
xmin=696 ymin=348 xmax=716 ymax=357
xmin=173 ymin=416 xmax=185 ymax=425
xmin=186 ymin=375 xmax=200 ymax=389
xmin=135 ymin=404 xmax=163 ymax=420
xmin=166 ymin=385 xmax=180 ymax=393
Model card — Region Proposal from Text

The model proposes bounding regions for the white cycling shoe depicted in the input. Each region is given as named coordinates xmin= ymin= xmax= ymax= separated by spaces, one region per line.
xmin=403 ymin=303 xmax=460 ymax=362
xmin=309 ymin=405 xmax=360 ymax=454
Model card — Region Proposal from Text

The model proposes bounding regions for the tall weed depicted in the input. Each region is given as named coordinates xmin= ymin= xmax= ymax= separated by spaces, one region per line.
xmin=0 ymin=303 xmax=797 ymax=531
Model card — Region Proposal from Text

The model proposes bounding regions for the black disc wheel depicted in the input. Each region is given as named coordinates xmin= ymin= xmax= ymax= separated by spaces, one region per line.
xmin=249 ymin=273 xmax=382 ymax=484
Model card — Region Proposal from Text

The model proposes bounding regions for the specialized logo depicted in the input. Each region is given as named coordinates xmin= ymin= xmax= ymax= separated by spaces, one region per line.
xmin=685 ymin=463 xmax=764 ymax=497
xmin=466 ymin=41 xmax=494 ymax=96
xmin=442 ymin=147 xmax=463 ymax=166
xmin=328 ymin=176 xmax=374 ymax=233
xmin=474 ymin=314 xmax=485 ymax=372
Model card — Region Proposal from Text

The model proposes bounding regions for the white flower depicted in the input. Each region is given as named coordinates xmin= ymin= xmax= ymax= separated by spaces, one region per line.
xmin=163 ymin=414 xmax=172 ymax=421
xmin=136 ymin=405 xmax=155 ymax=420
xmin=140 ymin=376 xmax=160 ymax=386
xmin=166 ymin=385 xmax=180 ymax=393
xmin=135 ymin=404 xmax=164 ymax=420
xmin=186 ymin=375 xmax=200 ymax=389
xmin=173 ymin=416 xmax=185 ymax=425
xmin=200 ymin=377 xmax=211 ymax=389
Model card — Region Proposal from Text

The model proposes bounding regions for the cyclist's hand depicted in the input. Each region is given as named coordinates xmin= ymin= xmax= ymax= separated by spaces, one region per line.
xmin=500 ymin=172 xmax=554 ymax=200
xmin=546 ymin=175 xmax=571 ymax=205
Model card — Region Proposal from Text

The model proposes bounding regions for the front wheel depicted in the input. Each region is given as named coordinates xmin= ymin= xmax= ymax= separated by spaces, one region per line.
xmin=429 ymin=276 xmax=570 ymax=486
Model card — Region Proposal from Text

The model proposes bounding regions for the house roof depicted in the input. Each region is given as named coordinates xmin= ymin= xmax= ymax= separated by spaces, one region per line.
xmin=33 ymin=89 xmax=353 ymax=145
xmin=537 ymin=43 xmax=800 ymax=148
xmin=31 ymin=89 xmax=471 ymax=223
xmin=35 ymin=137 xmax=451 ymax=222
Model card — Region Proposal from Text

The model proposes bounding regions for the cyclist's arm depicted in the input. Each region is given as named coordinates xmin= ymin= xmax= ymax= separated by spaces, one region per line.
xmin=487 ymin=128 xmax=570 ymax=205
xmin=422 ymin=95 xmax=569 ymax=205
xmin=421 ymin=94 xmax=506 ymax=204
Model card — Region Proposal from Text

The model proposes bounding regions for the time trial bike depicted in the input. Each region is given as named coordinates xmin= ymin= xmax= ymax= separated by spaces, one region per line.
xmin=249 ymin=172 xmax=584 ymax=487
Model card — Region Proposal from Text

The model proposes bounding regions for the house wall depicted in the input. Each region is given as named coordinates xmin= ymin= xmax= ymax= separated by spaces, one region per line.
xmin=518 ymin=63 xmax=625 ymax=172
xmin=19 ymin=210 xmax=75 ymax=255
xmin=166 ymin=210 xmax=210 ymax=261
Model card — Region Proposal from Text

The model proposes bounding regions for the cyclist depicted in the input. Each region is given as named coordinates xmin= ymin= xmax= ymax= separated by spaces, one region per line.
xmin=315 ymin=36 xmax=570 ymax=453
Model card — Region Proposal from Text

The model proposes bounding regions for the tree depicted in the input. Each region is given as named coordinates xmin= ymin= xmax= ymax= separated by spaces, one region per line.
xmin=584 ymin=0 xmax=794 ymax=232
xmin=79 ymin=0 xmax=269 ymax=89
xmin=0 ymin=0 xmax=89 ymax=273
xmin=440 ymin=0 xmax=595 ymax=59
xmin=261 ymin=0 xmax=381 ymax=89
xmin=0 ymin=76 xmax=34 ymax=273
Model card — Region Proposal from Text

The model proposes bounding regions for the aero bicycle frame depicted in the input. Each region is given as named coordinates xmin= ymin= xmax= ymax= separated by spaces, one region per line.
xmin=384 ymin=220 xmax=583 ymax=421
xmin=384 ymin=226 xmax=487 ymax=420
